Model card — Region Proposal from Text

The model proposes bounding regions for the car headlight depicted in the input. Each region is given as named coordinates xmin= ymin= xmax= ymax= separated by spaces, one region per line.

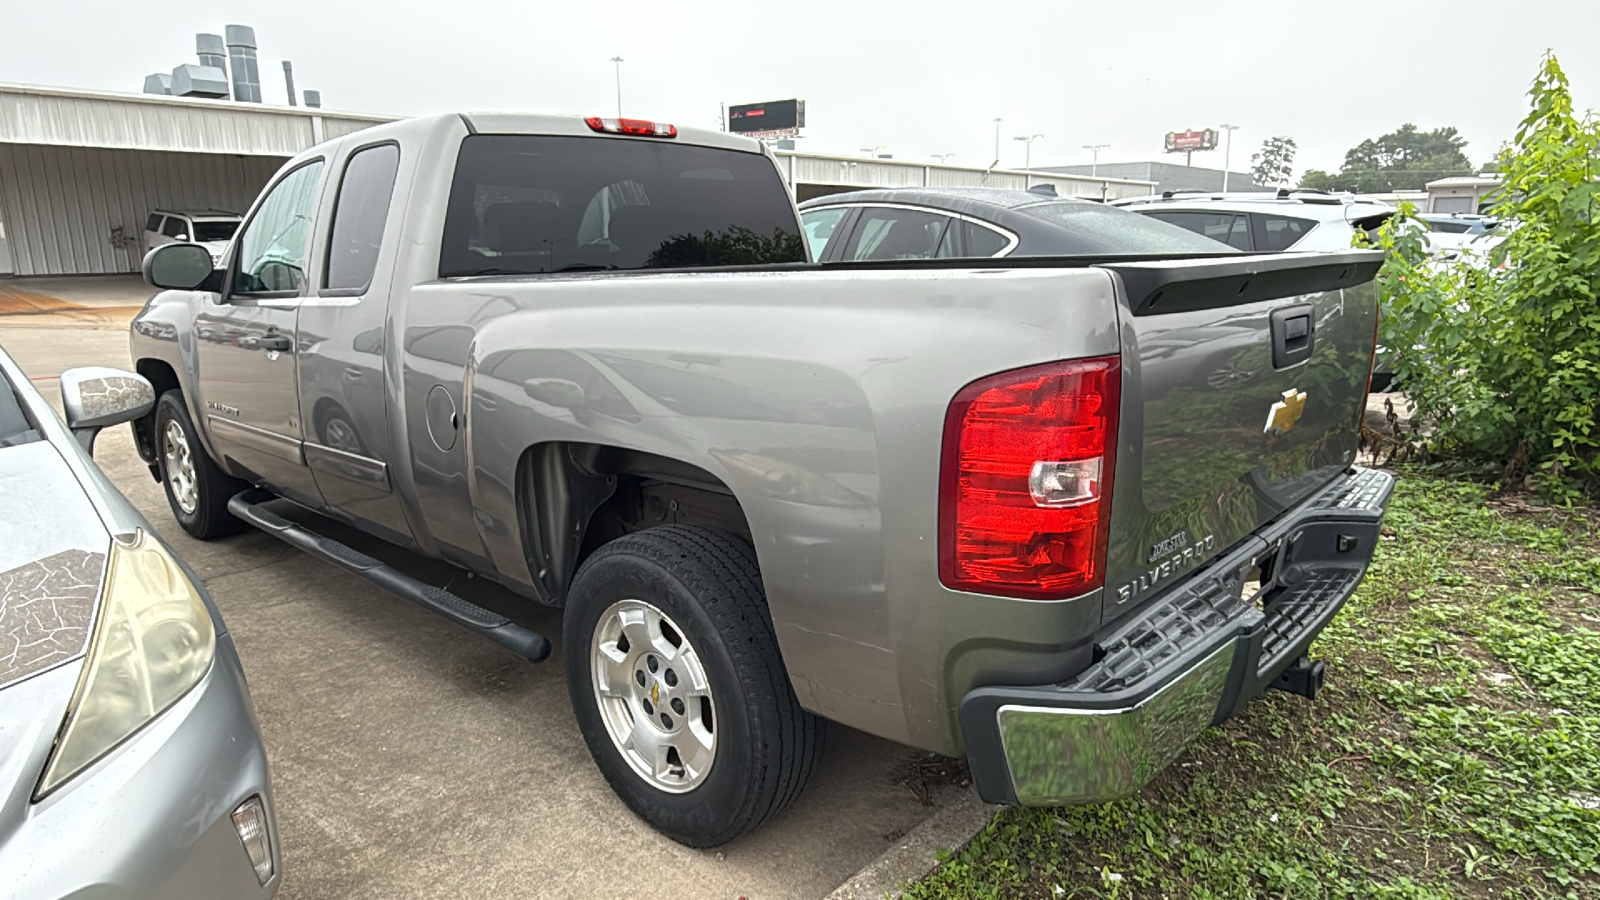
xmin=36 ymin=530 xmax=216 ymax=797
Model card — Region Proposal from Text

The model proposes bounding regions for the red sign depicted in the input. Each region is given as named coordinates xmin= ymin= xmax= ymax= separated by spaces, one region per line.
xmin=1165 ymin=129 xmax=1218 ymax=153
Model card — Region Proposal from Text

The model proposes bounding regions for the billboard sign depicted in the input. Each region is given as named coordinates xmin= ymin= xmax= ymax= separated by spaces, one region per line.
xmin=729 ymin=99 xmax=805 ymax=139
xmin=1164 ymin=129 xmax=1218 ymax=153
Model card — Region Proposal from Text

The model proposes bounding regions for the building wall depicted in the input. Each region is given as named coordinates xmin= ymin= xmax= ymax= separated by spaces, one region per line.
xmin=0 ymin=144 xmax=285 ymax=275
xmin=777 ymin=152 xmax=1156 ymax=201
xmin=1039 ymin=161 xmax=1263 ymax=193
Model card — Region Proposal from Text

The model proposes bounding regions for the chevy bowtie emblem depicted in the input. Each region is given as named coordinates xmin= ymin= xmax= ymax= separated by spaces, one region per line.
xmin=651 ymin=681 xmax=660 ymax=706
xmin=1264 ymin=388 xmax=1308 ymax=435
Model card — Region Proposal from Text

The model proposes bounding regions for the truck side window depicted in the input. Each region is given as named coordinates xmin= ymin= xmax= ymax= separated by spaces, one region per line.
xmin=233 ymin=160 xmax=326 ymax=295
xmin=325 ymin=144 xmax=401 ymax=293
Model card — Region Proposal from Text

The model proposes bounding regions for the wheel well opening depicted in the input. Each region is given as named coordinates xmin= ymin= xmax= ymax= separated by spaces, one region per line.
xmin=134 ymin=359 xmax=180 ymax=474
xmin=518 ymin=442 xmax=752 ymax=605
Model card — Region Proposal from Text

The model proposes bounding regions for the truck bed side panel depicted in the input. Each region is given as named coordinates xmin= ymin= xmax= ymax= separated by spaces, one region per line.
xmin=394 ymin=267 xmax=1121 ymax=751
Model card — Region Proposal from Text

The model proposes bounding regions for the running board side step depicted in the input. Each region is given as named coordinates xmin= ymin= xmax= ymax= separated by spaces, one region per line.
xmin=227 ymin=491 xmax=551 ymax=663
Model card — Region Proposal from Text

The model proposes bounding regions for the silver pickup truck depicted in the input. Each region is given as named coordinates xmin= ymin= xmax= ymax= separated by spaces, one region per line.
xmin=130 ymin=112 xmax=1393 ymax=847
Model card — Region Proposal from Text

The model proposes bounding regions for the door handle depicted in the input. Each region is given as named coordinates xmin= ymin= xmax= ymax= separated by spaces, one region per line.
xmin=254 ymin=334 xmax=293 ymax=352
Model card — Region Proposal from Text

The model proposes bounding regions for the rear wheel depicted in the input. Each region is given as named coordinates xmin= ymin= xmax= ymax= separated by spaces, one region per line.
xmin=563 ymin=525 xmax=824 ymax=847
xmin=155 ymin=391 xmax=248 ymax=540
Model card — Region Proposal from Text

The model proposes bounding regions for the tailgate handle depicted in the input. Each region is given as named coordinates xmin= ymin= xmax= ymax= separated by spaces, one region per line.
xmin=1270 ymin=305 xmax=1315 ymax=368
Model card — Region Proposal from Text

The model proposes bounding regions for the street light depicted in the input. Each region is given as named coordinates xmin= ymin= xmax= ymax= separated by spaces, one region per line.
xmin=610 ymin=56 xmax=624 ymax=118
xmin=1082 ymin=143 xmax=1110 ymax=177
xmin=932 ymin=153 xmax=956 ymax=164
xmin=859 ymin=145 xmax=887 ymax=158
xmin=1219 ymin=123 xmax=1240 ymax=191
xmin=992 ymin=118 xmax=1002 ymax=163
xmin=1013 ymin=134 xmax=1043 ymax=170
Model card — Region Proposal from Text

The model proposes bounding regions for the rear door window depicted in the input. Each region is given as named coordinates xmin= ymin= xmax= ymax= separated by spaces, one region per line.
xmin=1142 ymin=211 xmax=1253 ymax=250
xmin=1252 ymin=214 xmax=1317 ymax=251
xmin=440 ymin=135 xmax=803 ymax=276
xmin=839 ymin=208 xmax=952 ymax=260
xmin=324 ymin=143 xmax=401 ymax=292
xmin=161 ymin=216 xmax=189 ymax=239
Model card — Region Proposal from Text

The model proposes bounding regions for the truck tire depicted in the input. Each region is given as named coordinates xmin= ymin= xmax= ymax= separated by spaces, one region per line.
xmin=563 ymin=524 xmax=824 ymax=847
xmin=154 ymin=391 xmax=248 ymax=540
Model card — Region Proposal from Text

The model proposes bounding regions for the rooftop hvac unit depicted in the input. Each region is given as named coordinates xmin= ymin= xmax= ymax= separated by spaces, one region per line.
xmin=171 ymin=64 xmax=229 ymax=99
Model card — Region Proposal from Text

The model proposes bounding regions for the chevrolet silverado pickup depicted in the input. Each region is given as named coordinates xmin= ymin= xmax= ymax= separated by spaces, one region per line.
xmin=129 ymin=112 xmax=1393 ymax=847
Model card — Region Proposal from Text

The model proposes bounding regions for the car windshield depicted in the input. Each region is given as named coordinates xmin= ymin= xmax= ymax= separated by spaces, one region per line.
xmin=0 ymin=370 xmax=40 ymax=448
xmin=192 ymin=220 xmax=240 ymax=242
xmin=1019 ymin=202 xmax=1242 ymax=255
xmin=440 ymin=135 xmax=805 ymax=277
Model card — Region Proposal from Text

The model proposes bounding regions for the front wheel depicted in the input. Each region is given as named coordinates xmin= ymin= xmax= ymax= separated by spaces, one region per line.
xmin=154 ymin=391 xmax=248 ymax=540
xmin=563 ymin=525 xmax=824 ymax=847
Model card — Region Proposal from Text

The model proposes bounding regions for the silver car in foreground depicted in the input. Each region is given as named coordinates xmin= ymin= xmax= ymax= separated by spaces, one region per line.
xmin=0 ymin=347 xmax=279 ymax=898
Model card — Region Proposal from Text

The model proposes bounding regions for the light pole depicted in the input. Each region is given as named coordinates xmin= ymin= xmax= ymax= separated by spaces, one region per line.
xmin=993 ymin=118 xmax=1002 ymax=163
xmin=1219 ymin=123 xmax=1240 ymax=191
xmin=610 ymin=56 xmax=624 ymax=117
xmin=1082 ymin=143 xmax=1110 ymax=177
xmin=1013 ymin=134 xmax=1043 ymax=170
xmin=859 ymin=145 xmax=887 ymax=159
xmin=932 ymin=153 xmax=956 ymax=164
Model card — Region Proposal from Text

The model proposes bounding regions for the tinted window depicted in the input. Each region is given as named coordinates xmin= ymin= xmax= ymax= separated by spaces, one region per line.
xmin=440 ymin=135 xmax=803 ymax=276
xmin=1423 ymin=219 xmax=1473 ymax=234
xmin=325 ymin=144 xmax=401 ymax=292
xmin=192 ymin=220 xmax=239 ymax=242
xmin=961 ymin=221 xmax=1010 ymax=257
xmin=800 ymin=207 xmax=848 ymax=261
xmin=233 ymin=160 xmax=325 ymax=294
xmin=1254 ymin=214 xmax=1317 ymax=251
xmin=161 ymin=216 xmax=188 ymax=238
xmin=146 ymin=214 xmax=164 ymax=233
xmin=1142 ymin=211 xmax=1252 ymax=250
xmin=1023 ymin=203 xmax=1242 ymax=255
xmin=840 ymin=208 xmax=951 ymax=260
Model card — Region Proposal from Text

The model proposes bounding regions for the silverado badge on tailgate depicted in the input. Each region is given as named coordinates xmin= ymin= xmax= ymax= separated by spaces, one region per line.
xmin=1264 ymin=388 xmax=1308 ymax=435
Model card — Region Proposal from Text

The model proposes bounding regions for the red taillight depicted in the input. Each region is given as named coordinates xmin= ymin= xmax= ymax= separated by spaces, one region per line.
xmin=939 ymin=357 xmax=1121 ymax=599
xmin=584 ymin=116 xmax=678 ymax=138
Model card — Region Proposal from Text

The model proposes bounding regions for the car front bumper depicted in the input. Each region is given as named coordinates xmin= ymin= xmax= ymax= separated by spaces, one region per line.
xmin=1 ymin=632 xmax=281 ymax=899
xmin=959 ymin=466 xmax=1394 ymax=806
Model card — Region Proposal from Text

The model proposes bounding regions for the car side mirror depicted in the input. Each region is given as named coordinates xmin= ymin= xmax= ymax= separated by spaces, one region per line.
xmin=143 ymin=242 xmax=217 ymax=291
xmin=59 ymin=367 xmax=156 ymax=455
xmin=176 ymin=233 xmax=190 ymax=242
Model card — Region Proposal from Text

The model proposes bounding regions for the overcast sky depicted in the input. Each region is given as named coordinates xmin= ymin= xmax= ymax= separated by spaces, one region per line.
xmin=7 ymin=1 xmax=1597 ymax=177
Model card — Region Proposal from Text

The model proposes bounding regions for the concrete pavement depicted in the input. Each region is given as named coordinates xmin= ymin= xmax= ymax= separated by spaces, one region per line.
xmin=1 ymin=310 xmax=966 ymax=900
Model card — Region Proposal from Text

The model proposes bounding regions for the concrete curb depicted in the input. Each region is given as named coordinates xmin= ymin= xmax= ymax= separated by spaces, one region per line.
xmin=822 ymin=790 xmax=995 ymax=900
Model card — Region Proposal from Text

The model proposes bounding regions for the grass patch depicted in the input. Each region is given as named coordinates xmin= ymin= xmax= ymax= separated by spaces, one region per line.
xmin=907 ymin=474 xmax=1600 ymax=899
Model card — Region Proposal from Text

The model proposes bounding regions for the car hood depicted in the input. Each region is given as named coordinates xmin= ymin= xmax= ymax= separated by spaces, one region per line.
xmin=0 ymin=440 xmax=108 ymax=818
xmin=0 ymin=440 xmax=110 ymax=697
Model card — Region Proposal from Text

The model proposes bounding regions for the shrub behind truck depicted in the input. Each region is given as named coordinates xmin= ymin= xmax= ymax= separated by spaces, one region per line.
xmin=129 ymin=111 xmax=1392 ymax=846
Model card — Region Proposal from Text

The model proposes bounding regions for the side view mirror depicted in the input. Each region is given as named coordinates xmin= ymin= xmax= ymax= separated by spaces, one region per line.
xmin=59 ymin=367 xmax=155 ymax=455
xmin=143 ymin=242 xmax=217 ymax=291
xmin=176 ymin=233 xmax=190 ymax=242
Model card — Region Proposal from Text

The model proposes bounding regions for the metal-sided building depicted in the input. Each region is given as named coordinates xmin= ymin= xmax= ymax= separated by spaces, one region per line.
xmin=0 ymin=83 xmax=389 ymax=276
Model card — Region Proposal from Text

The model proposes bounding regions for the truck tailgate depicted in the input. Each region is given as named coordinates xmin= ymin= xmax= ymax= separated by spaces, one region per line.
xmin=1097 ymin=250 xmax=1384 ymax=624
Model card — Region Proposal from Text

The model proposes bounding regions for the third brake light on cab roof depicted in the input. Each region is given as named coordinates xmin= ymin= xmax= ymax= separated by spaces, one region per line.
xmin=584 ymin=116 xmax=677 ymax=137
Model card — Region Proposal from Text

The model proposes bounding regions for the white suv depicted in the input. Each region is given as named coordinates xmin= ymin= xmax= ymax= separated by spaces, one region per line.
xmin=1112 ymin=190 xmax=1394 ymax=252
xmin=142 ymin=209 xmax=242 ymax=266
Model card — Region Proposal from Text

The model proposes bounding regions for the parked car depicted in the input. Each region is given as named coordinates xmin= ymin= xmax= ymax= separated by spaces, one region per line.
xmin=0 ymin=347 xmax=279 ymax=897
xmin=143 ymin=209 xmax=243 ymax=266
xmin=132 ymin=111 xmax=1392 ymax=848
xmin=798 ymin=187 xmax=1236 ymax=261
xmin=1117 ymin=190 xmax=1401 ymax=390
xmin=1112 ymin=189 xmax=1395 ymax=252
